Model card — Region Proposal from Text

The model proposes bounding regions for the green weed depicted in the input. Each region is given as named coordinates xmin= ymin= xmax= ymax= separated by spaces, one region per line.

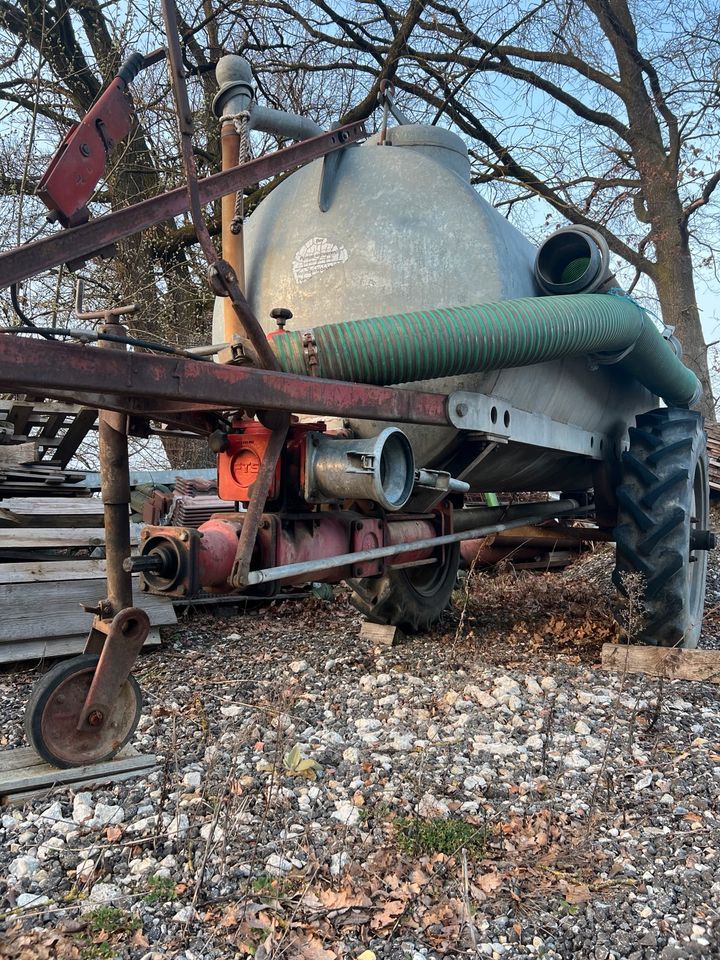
xmin=144 ymin=874 xmax=177 ymax=905
xmin=395 ymin=816 xmax=488 ymax=858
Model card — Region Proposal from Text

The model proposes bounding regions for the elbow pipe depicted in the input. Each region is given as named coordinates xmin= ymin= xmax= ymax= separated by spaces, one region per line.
xmin=270 ymin=292 xmax=701 ymax=409
xmin=213 ymin=54 xmax=323 ymax=138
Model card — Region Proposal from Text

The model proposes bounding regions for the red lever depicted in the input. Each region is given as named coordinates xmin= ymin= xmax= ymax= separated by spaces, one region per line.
xmin=36 ymin=77 xmax=135 ymax=227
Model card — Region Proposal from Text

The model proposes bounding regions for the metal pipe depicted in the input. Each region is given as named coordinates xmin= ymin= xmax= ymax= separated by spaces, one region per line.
xmin=245 ymin=501 xmax=583 ymax=585
xmin=248 ymin=104 xmax=323 ymax=140
xmin=97 ymin=320 xmax=133 ymax=613
xmin=452 ymin=499 xmax=582 ymax=532
xmin=221 ymin=122 xmax=245 ymax=341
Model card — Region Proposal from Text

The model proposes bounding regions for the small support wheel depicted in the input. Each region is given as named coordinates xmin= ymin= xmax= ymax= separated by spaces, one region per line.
xmin=348 ymin=543 xmax=460 ymax=633
xmin=612 ymin=408 xmax=710 ymax=648
xmin=24 ymin=654 xmax=142 ymax=769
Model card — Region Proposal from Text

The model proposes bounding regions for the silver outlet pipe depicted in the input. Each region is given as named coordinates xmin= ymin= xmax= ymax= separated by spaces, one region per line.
xmin=213 ymin=54 xmax=323 ymax=139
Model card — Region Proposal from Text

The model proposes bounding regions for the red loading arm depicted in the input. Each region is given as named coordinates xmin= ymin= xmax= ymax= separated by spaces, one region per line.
xmin=36 ymin=52 xmax=147 ymax=227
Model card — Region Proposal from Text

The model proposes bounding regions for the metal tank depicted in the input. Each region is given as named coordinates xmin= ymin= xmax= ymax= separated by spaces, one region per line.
xmin=225 ymin=122 xmax=652 ymax=492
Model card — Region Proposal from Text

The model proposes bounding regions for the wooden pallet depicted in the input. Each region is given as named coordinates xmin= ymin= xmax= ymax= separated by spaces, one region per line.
xmin=0 ymin=745 xmax=157 ymax=805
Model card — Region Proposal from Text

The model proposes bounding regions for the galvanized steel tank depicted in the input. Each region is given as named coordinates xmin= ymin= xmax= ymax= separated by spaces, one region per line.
xmin=226 ymin=124 xmax=652 ymax=491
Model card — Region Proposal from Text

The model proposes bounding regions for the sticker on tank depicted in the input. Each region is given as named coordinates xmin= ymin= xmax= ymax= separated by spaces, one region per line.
xmin=293 ymin=236 xmax=349 ymax=283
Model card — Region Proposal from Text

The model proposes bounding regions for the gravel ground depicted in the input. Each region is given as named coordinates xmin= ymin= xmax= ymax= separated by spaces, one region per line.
xmin=0 ymin=511 xmax=719 ymax=959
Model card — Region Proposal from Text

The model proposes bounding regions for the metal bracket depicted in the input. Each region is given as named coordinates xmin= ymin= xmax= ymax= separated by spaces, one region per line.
xmin=448 ymin=391 xmax=611 ymax=460
xmin=78 ymin=607 xmax=150 ymax=731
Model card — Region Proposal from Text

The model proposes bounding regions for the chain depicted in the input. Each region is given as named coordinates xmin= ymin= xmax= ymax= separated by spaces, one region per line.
xmin=223 ymin=111 xmax=251 ymax=235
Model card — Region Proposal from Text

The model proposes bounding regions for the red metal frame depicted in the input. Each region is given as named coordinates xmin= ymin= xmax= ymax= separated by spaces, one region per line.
xmin=0 ymin=333 xmax=451 ymax=428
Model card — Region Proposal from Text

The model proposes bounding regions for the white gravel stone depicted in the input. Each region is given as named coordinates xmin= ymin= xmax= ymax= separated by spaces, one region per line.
xmin=16 ymin=893 xmax=50 ymax=909
xmin=81 ymin=882 xmax=123 ymax=913
xmin=265 ymin=853 xmax=293 ymax=876
xmin=73 ymin=792 xmax=95 ymax=824
xmin=9 ymin=854 xmax=40 ymax=879
xmin=563 ymin=750 xmax=590 ymax=770
xmin=129 ymin=857 xmax=158 ymax=876
xmin=289 ymin=659 xmax=308 ymax=673
xmin=37 ymin=836 xmax=65 ymax=861
xmin=343 ymin=746 xmax=360 ymax=763
xmin=220 ymin=704 xmax=243 ymax=718
xmin=574 ymin=720 xmax=591 ymax=735
xmin=331 ymin=801 xmax=361 ymax=826
xmin=525 ymin=734 xmax=544 ymax=750
xmin=463 ymin=775 xmax=486 ymax=791
xmin=182 ymin=771 xmax=202 ymax=790
xmin=91 ymin=803 xmax=125 ymax=827
xmin=172 ymin=905 xmax=195 ymax=923
xmin=38 ymin=801 xmax=65 ymax=826
xmin=127 ymin=815 xmax=159 ymax=835
xmin=75 ymin=857 xmax=96 ymax=882
xmin=540 ymin=676 xmax=558 ymax=692
xmin=418 ymin=793 xmax=450 ymax=818
xmin=168 ymin=814 xmax=190 ymax=839
xmin=200 ymin=822 xmax=225 ymax=842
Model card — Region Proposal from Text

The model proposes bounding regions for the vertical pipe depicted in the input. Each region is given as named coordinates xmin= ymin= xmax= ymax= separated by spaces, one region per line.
xmin=98 ymin=320 xmax=133 ymax=613
xmin=221 ymin=121 xmax=245 ymax=342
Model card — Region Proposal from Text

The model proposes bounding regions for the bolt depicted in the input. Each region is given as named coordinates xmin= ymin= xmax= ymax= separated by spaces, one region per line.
xmin=180 ymin=531 xmax=189 ymax=542
xmin=455 ymin=402 xmax=468 ymax=417
xmin=79 ymin=143 xmax=91 ymax=157
xmin=87 ymin=710 xmax=104 ymax=727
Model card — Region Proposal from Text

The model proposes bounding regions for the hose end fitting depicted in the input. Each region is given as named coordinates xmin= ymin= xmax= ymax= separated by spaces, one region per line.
xmin=535 ymin=225 xmax=615 ymax=296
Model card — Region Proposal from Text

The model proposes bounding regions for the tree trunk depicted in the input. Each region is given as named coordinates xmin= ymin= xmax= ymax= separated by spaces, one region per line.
xmin=652 ymin=238 xmax=714 ymax=420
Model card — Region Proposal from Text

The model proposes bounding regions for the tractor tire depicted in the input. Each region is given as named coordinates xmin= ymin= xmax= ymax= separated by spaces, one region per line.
xmin=349 ymin=543 xmax=460 ymax=633
xmin=612 ymin=408 xmax=709 ymax=648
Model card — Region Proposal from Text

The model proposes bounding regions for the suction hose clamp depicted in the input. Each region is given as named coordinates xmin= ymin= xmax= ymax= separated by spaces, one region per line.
xmin=302 ymin=329 xmax=318 ymax=375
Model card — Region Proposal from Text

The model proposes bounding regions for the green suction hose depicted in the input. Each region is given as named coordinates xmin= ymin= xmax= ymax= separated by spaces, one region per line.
xmin=270 ymin=293 xmax=700 ymax=408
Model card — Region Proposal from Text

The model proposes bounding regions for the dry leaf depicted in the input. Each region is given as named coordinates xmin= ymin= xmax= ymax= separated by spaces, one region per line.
xmin=370 ymin=898 xmax=406 ymax=930
xmin=293 ymin=933 xmax=336 ymax=959
xmin=476 ymin=871 xmax=503 ymax=895
xmin=131 ymin=929 xmax=149 ymax=948
xmin=562 ymin=882 xmax=591 ymax=904
xmin=316 ymin=887 xmax=372 ymax=912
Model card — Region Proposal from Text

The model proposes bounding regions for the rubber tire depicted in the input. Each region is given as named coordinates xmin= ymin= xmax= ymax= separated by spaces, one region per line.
xmin=348 ymin=543 xmax=460 ymax=633
xmin=612 ymin=408 xmax=709 ymax=648
xmin=24 ymin=654 xmax=143 ymax=768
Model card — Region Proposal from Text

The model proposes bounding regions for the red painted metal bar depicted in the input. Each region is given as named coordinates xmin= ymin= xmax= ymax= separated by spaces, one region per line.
xmin=0 ymin=123 xmax=366 ymax=290
xmin=0 ymin=334 xmax=451 ymax=426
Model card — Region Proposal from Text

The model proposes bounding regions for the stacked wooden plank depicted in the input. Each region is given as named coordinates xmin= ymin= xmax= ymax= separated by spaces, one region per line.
xmin=706 ymin=422 xmax=720 ymax=494
xmin=0 ymin=502 xmax=176 ymax=664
